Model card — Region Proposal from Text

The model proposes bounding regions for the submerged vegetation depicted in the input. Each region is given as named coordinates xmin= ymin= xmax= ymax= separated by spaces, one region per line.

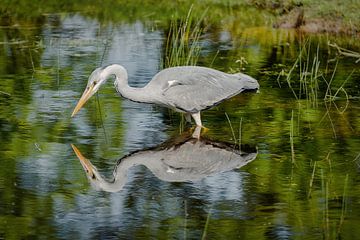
xmin=278 ymin=40 xmax=353 ymax=108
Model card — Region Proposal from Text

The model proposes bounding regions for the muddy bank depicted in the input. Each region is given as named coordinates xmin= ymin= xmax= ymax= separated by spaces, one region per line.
xmin=273 ymin=7 xmax=359 ymax=36
xmin=247 ymin=0 xmax=359 ymax=36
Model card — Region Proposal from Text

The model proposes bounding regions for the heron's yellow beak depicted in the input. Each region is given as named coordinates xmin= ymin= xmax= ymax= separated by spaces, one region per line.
xmin=71 ymin=85 xmax=95 ymax=117
xmin=71 ymin=144 xmax=96 ymax=179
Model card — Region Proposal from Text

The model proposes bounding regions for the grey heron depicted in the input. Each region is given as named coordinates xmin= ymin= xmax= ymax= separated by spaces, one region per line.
xmin=71 ymin=132 xmax=257 ymax=192
xmin=71 ymin=64 xmax=259 ymax=127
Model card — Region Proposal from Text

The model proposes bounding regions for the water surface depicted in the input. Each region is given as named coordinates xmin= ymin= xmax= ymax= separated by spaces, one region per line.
xmin=0 ymin=6 xmax=360 ymax=240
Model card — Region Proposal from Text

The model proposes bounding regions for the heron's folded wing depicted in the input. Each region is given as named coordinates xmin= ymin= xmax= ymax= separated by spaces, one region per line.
xmin=162 ymin=71 xmax=242 ymax=112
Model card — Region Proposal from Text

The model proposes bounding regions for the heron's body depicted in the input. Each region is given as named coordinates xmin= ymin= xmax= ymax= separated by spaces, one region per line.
xmin=72 ymin=64 xmax=259 ymax=127
xmin=71 ymin=134 xmax=257 ymax=192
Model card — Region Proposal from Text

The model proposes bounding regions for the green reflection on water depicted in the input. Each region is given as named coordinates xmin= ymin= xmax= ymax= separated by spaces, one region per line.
xmin=0 ymin=1 xmax=360 ymax=239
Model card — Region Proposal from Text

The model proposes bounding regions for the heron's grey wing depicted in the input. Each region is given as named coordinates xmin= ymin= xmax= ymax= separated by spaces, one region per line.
xmin=160 ymin=68 xmax=258 ymax=112
xmin=139 ymin=139 xmax=257 ymax=182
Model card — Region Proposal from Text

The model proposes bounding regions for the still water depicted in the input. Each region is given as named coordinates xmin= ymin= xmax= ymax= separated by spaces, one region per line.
xmin=1 ymin=7 xmax=360 ymax=240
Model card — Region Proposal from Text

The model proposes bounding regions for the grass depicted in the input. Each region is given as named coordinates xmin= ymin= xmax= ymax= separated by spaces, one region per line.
xmin=301 ymin=45 xmax=320 ymax=107
xmin=238 ymin=117 xmax=243 ymax=150
xmin=337 ymin=174 xmax=349 ymax=236
xmin=328 ymin=42 xmax=360 ymax=63
xmin=280 ymin=40 xmax=354 ymax=113
xmin=162 ymin=6 xmax=206 ymax=128
xmin=225 ymin=112 xmax=237 ymax=145
xmin=162 ymin=5 xmax=205 ymax=68
xmin=283 ymin=40 xmax=321 ymax=107
xmin=305 ymin=152 xmax=351 ymax=239
xmin=318 ymin=102 xmax=338 ymax=138
xmin=201 ymin=210 xmax=211 ymax=240
xmin=290 ymin=110 xmax=295 ymax=163
xmin=307 ymin=161 xmax=317 ymax=198
xmin=225 ymin=112 xmax=245 ymax=150
xmin=323 ymin=68 xmax=353 ymax=114
xmin=249 ymin=0 xmax=360 ymax=34
xmin=0 ymin=91 xmax=11 ymax=96
xmin=321 ymin=169 xmax=330 ymax=239
xmin=354 ymin=153 xmax=360 ymax=167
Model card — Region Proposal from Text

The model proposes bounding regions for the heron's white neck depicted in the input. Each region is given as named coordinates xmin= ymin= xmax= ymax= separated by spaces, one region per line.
xmin=92 ymin=153 xmax=151 ymax=192
xmin=103 ymin=64 xmax=156 ymax=104
xmin=94 ymin=172 xmax=126 ymax=192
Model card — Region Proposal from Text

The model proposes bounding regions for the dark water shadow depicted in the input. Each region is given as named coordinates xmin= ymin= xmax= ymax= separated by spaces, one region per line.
xmin=71 ymin=132 xmax=258 ymax=192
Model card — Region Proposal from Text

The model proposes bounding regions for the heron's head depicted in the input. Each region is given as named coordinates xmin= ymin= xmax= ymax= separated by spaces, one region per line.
xmin=71 ymin=144 xmax=125 ymax=192
xmin=71 ymin=67 xmax=107 ymax=117
xmin=71 ymin=144 xmax=102 ymax=183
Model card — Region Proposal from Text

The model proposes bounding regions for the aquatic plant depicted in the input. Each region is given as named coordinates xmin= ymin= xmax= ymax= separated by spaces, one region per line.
xmin=284 ymin=40 xmax=321 ymax=107
xmin=280 ymin=39 xmax=355 ymax=111
xmin=161 ymin=6 xmax=205 ymax=129
xmin=225 ymin=112 xmax=237 ymax=145
xmin=329 ymin=42 xmax=360 ymax=63
xmin=201 ymin=210 xmax=211 ymax=240
xmin=290 ymin=110 xmax=295 ymax=163
xmin=162 ymin=6 xmax=205 ymax=68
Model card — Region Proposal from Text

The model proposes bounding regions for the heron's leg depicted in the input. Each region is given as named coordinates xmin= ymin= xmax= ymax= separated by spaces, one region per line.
xmin=192 ymin=125 xmax=202 ymax=139
xmin=191 ymin=112 xmax=202 ymax=127
xmin=184 ymin=113 xmax=192 ymax=123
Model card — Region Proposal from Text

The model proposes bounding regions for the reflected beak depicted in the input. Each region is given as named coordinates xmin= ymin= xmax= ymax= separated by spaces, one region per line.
xmin=71 ymin=144 xmax=96 ymax=179
xmin=71 ymin=85 xmax=94 ymax=117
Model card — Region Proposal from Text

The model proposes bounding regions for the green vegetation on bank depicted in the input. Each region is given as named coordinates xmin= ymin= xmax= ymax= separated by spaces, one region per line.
xmin=1 ymin=0 xmax=359 ymax=34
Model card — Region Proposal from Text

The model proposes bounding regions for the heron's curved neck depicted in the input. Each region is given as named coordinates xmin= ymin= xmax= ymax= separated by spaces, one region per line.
xmin=89 ymin=151 xmax=153 ymax=192
xmin=94 ymin=159 xmax=138 ymax=192
xmin=96 ymin=173 xmax=126 ymax=192
xmin=103 ymin=64 xmax=155 ymax=104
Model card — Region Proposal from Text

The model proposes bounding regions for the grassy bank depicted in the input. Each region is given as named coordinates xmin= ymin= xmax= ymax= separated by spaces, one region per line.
xmin=1 ymin=0 xmax=359 ymax=35
xmin=249 ymin=0 xmax=360 ymax=35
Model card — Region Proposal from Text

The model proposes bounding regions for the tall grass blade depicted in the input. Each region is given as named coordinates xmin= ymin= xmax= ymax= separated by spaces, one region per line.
xmin=225 ymin=112 xmax=237 ymax=145
xmin=307 ymin=161 xmax=317 ymax=198
xmin=201 ymin=210 xmax=211 ymax=240
xmin=337 ymin=174 xmax=349 ymax=235
xmin=163 ymin=6 xmax=205 ymax=68
xmin=290 ymin=110 xmax=295 ymax=163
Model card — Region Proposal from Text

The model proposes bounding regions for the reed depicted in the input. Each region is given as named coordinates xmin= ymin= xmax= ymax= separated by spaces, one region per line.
xmin=162 ymin=6 xmax=206 ymax=127
xmin=225 ymin=112 xmax=237 ymax=145
xmin=284 ymin=43 xmax=302 ymax=100
xmin=354 ymin=153 xmax=360 ymax=167
xmin=328 ymin=42 xmax=360 ymax=63
xmin=0 ymin=91 xmax=11 ymax=96
xmin=93 ymin=27 xmax=114 ymax=142
xmin=318 ymin=102 xmax=337 ymax=138
xmin=307 ymin=161 xmax=317 ymax=198
xmin=162 ymin=6 xmax=205 ymax=68
xmin=201 ymin=210 xmax=211 ymax=240
xmin=324 ymin=68 xmax=353 ymax=114
xmin=337 ymin=174 xmax=349 ymax=236
xmin=323 ymin=59 xmax=339 ymax=101
xmin=303 ymin=45 xmax=320 ymax=107
xmin=321 ymin=169 xmax=330 ymax=239
xmin=283 ymin=40 xmax=354 ymax=111
xmin=285 ymin=41 xmax=322 ymax=107
xmin=290 ymin=110 xmax=295 ymax=163
xmin=238 ymin=117 xmax=243 ymax=150
xmin=28 ymin=48 xmax=35 ymax=72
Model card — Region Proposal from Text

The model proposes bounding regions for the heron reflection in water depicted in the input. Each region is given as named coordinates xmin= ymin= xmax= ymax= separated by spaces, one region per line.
xmin=71 ymin=132 xmax=257 ymax=192
xmin=71 ymin=64 xmax=259 ymax=137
